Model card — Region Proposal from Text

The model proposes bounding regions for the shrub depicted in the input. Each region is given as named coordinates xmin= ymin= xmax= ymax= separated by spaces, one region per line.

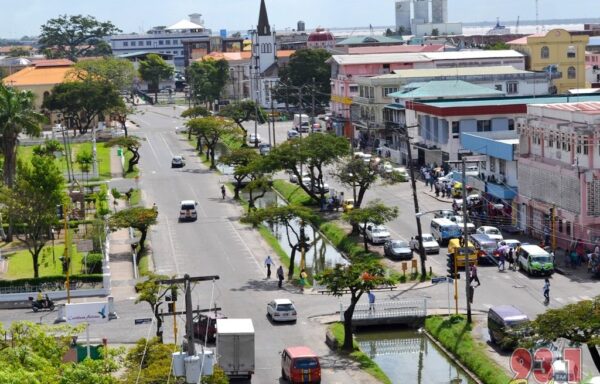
xmin=84 ymin=253 xmax=104 ymax=274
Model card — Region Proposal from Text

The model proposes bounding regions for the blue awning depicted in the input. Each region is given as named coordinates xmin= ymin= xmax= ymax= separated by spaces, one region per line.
xmin=486 ymin=183 xmax=517 ymax=200
xmin=384 ymin=103 xmax=405 ymax=111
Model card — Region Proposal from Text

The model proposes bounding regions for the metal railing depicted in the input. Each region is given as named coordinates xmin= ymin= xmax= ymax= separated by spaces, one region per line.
xmin=342 ymin=298 xmax=427 ymax=321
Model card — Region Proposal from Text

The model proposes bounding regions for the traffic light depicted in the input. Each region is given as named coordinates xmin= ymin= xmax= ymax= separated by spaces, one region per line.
xmin=166 ymin=286 xmax=178 ymax=302
xmin=56 ymin=205 xmax=63 ymax=220
xmin=446 ymin=253 xmax=455 ymax=278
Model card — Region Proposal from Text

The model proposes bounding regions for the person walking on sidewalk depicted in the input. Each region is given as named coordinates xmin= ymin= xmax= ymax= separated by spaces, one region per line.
xmin=498 ymin=251 xmax=506 ymax=271
xmin=277 ymin=265 xmax=284 ymax=288
xmin=470 ymin=265 xmax=481 ymax=286
xmin=368 ymin=290 xmax=376 ymax=312
xmin=221 ymin=185 xmax=226 ymax=199
xmin=543 ymin=278 xmax=550 ymax=305
xmin=264 ymin=255 xmax=273 ymax=279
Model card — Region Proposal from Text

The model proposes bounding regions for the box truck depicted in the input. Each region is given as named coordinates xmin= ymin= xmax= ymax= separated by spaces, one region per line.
xmin=216 ymin=318 xmax=255 ymax=379
xmin=293 ymin=114 xmax=310 ymax=132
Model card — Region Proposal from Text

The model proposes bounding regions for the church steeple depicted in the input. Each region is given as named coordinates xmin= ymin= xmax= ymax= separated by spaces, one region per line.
xmin=257 ymin=0 xmax=271 ymax=36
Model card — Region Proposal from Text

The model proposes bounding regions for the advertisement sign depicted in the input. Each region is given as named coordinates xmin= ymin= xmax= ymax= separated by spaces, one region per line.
xmin=65 ymin=302 xmax=110 ymax=325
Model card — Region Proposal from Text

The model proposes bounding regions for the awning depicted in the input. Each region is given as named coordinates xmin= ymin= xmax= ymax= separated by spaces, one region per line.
xmin=486 ymin=183 xmax=517 ymax=200
xmin=385 ymin=103 xmax=405 ymax=111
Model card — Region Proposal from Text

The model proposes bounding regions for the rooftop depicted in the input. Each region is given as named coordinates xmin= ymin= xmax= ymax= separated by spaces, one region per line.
xmin=415 ymin=94 xmax=600 ymax=108
xmin=336 ymin=35 xmax=403 ymax=46
xmin=328 ymin=49 xmax=523 ymax=66
xmin=540 ymin=101 xmax=600 ymax=115
xmin=166 ymin=19 xmax=204 ymax=31
xmin=2 ymin=62 xmax=75 ymax=86
xmin=388 ymin=65 xmax=531 ymax=78
xmin=390 ymin=80 xmax=505 ymax=99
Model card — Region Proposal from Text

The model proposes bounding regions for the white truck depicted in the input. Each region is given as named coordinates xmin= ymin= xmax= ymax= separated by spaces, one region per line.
xmin=216 ymin=318 xmax=255 ymax=380
xmin=293 ymin=113 xmax=310 ymax=132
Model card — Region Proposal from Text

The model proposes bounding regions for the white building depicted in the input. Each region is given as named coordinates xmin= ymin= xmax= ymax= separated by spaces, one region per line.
xmin=395 ymin=0 xmax=412 ymax=33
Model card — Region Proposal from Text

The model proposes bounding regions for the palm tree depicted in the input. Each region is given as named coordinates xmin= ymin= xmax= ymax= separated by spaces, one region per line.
xmin=0 ymin=84 xmax=46 ymax=188
xmin=0 ymin=84 xmax=46 ymax=241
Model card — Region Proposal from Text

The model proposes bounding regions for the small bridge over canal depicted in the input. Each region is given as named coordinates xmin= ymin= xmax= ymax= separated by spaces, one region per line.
xmin=340 ymin=298 xmax=427 ymax=327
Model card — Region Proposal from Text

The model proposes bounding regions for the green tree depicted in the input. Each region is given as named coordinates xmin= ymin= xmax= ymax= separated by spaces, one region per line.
xmin=243 ymin=174 xmax=271 ymax=211
xmin=181 ymin=105 xmax=210 ymax=141
xmin=186 ymin=117 xmax=243 ymax=169
xmin=485 ymin=41 xmax=510 ymax=50
xmin=243 ymin=205 xmax=315 ymax=278
xmin=7 ymin=46 xmax=31 ymax=57
xmin=121 ymin=337 xmax=179 ymax=383
xmin=76 ymin=149 xmax=93 ymax=185
xmin=431 ymin=28 xmax=440 ymax=36
xmin=332 ymin=158 xmax=379 ymax=209
xmin=138 ymin=53 xmax=174 ymax=103
xmin=0 ymin=83 xmax=46 ymax=188
xmin=105 ymin=136 xmax=143 ymax=173
xmin=38 ymin=15 xmax=121 ymax=61
xmin=275 ymin=48 xmax=332 ymax=112
xmin=270 ymin=133 xmax=349 ymax=203
xmin=1 ymin=156 xmax=65 ymax=278
xmin=218 ymin=148 xmax=261 ymax=199
xmin=343 ymin=200 xmax=399 ymax=251
xmin=317 ymin=258 xmax=395 ymax=351
xmin=72 ymin=57 xmax=136 ymax=92
xmin=32 ymin=139 xmax=63 ymax=158
xmin=133 ymin=273 xmax=170 ymax=343
xmin=521 ymin=296 xmax=600 ymax=372
xmin=0 ymin=321 xmax=120 ymax=383
xmin=218 ymin=100 xmax=267 ymax=144
xmin=187 ymin=58 xmax=230 ymax=107
xmin=108 ymin=206 xmax=157 ymax=255
xmin=42 ymin=80 xmax=124 ymax=135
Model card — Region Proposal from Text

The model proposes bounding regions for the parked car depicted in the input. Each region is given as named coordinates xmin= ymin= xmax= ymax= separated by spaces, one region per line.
xmin=302 ymin=179 xmax=329 ymax=194
xmin=434 ymin=210 xmax=455 ymax=220
xmin=365 ymin=223 xmax=391 ymax=244
xmin=452 ymin=194 xmax=481 ymax=211
xmin=289 ymin=170 xmax=309 ymax=184
xmin=258 ymin=143 xmax=271 ymax=156
xmin=392 ymin=167 xmax=409 ymax=182
xmin=384 ymin=240 xmax=413 ymax=260
xmin=193 ymin=311 xmax=227 ymax=343
xmin=503 ymin=239 xmax=522 ymax=250
xmin=450 ymin=215 xmax=476 ymax=234
xmin=287 ymin=130 xmax=300 ymax=139
xmin=267 ymin=298 xmax=297 ymax=322
xmin=378 ymin=161 xmax=394 ymax=176
xmin=517 ymin=244 xmax=555 ymax=276
xmin=411 ymin=234 xmax=440 ymax=254
xmin=171 ymin=155 xmax=185 ymax=168
xmin=175 ymin=126 xmax=188 ymax=134
xmin=281 ymin=346 xmax=321 ymax=384
xmin=248 ymin=133 xmax=262 ymax=144
xmin=476 ymin=226 xmax=504 ymax=242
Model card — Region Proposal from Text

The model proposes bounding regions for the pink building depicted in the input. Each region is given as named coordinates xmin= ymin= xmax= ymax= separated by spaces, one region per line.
xmin=517 ymin=101 xmax=600 ymax=249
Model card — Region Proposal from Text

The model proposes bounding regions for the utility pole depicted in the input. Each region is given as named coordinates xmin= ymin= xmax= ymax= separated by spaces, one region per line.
xmin=270 ymin=82 xmax=276 ymax=146
xmin=461 ymin=157 xmax=472 ymax=324
xmin=298 ymin=86 xmax=303 ymax=133
xmin=403 ymin=125 xmax=427 ymax=277
xmin=311 ymin=77 xmax=316 ymax=134
xmin=159 ymin=274 xmax=219 ymax=356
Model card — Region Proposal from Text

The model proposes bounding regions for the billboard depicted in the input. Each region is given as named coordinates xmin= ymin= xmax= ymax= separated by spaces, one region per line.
xmin=65 ymin=302 xmax=110 ymax=325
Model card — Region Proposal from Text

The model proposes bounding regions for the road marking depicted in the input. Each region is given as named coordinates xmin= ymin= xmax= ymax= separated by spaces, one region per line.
xmin=162 ymin=216 xmax=181 ymax=276
xmin=143 ymin=135 xmax=160 ymax=161
xmin=227 ymin=221 xmax=263 ymax=274
xmin=159 ymin=133 xmax=174 ymax=158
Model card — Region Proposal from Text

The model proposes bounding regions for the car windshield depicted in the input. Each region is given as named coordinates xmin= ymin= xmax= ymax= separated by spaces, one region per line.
xmin=393 ymin=241 xmax=409 ymax=248
xmin=486 ymin=228 xmax=500 ymax=235
xmin=276 ymin=304 xmax=294 ymax=311
xmin=532 ymin=255 xmax=552 ymax=263
xmin=422 ymin=235 xmax=434 ymax=242
xmin=372 ymin=227 xmax=386 ymax=234
xmin=294 ymin=358 xmax=319 ymax=369
xmin=181 ymin=204 xmax=195 ymax=210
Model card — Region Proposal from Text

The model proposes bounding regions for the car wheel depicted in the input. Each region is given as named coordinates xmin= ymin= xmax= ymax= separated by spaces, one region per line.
xmin=281 ymin=368 xmax=287 ymax=380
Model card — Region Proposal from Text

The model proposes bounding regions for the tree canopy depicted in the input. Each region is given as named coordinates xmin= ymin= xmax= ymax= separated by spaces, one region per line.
xmin=218 ymin=148 xmax=261 ymax=199
xmin=186 ymin=116 xmax=243 ymax=169
xmin=134 ymin=273 xmax=171 ymax=343
xmin=332 ymin=158 xmax=380 ymax=208
xmin=317 ymin=258 xmax=395 ymax=351
xmin=1 ymin=156 xmax=65 ymax=278
xmin=218 ymin=100 xmax=267 ymax=143
xmin=72 ymin=57 xmax=136 ymax=92
xmin=38 ymin=14 xmax=120 ymax=61
xmin=343 ymin=199 xmax=399 ymax=251
xmin=138 ymin=53 xmax=174 ymax=103
xmin=187 ymin=59 xmax=229 ymax=106
xmin=42 ymin=80 xmax=124 ymax=135
xmin=108 ymin=206 xmax=157 ymax=255
xmin=105 ymin=136 xmax=142 ymax=173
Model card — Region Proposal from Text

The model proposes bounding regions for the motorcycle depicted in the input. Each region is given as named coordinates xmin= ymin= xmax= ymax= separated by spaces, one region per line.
xmin=29 ymin=296 xmax=55 ymax=312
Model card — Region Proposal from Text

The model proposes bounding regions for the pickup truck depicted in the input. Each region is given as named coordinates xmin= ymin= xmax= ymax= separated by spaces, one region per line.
xmin=216 ymin=318 xmax=255 ymax=380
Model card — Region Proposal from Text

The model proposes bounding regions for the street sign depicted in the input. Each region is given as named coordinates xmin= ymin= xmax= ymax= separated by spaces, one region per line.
xmin=431 ymin=276 xmax=447 ymax=284
xmin=134 ymin=318 xmax=153 ymax=325
xmin=77 ymin=239 xmax=94 ymax=252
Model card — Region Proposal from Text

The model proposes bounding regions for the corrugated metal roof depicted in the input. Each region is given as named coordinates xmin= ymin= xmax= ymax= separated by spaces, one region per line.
xmin=2 ymin=65 xmax=75 ymax=86
xmin=418 ymin=94 xmax=600 ymax=108
xmin=337 ymin=35 xmax=403 ymax=45
xmin=329 ymin=50 xmax=523 ymax=65
xmin=542 ymin=102 xmax=600 ymax=114
xmin=389 ymin=80 xmax=504 ymax=99
xmin=381 ymin=65 xmax=530 ymax=79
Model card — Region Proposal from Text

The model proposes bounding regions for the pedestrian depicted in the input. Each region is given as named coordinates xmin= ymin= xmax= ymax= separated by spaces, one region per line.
xmin=446 ymin=184 xmax=452 ymax=198
xmin=434 ymin=182 xmax=440 ymax=197
xmin=441 ymin=184 xmax=446 ymax=198
xmin=277 ymin=265 xmax=285 ymax=288
xmin=507 ymin=247 xmax=515 ymax=271
xmin=543 ymin=278 xmax=550 ymax=305
xmin=368 ymin=290 xmax=376 ymax=312
xmin=221 ymin=185 xmax=226 ymax=199
xmin=498 ymin=251 xmax=506 ymax=271
xmin=299 ymin=269 xmax=308 ymax=292
xmin=264 ymin=255 xmax=273 ymax=279
xmin=424 ymin=170 xmax=431 ymax=188
xmin=470 ymin=265 xmax=481 ymax=286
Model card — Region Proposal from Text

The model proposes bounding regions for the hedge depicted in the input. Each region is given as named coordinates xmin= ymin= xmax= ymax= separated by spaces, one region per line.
xmin=0 ymin=274 xmax=104 ymax=288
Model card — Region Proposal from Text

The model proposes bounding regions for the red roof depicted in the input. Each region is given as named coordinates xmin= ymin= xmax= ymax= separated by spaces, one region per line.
xmin=31 ymin=58 xmax=74 ymax=67
xmin=308 ymin=28 xmax=334 ymax=42
xmin=284 ymin=346 xmax=318 ymax=358
xmin=543 ymin=101 xmax=600 ymax=114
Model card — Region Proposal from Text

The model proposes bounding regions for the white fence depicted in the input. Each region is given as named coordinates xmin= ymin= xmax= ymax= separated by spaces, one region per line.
xmin=342 ymin=298 xmax=427 ymax=321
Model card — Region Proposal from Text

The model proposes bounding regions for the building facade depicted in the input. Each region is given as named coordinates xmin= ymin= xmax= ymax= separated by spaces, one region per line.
xmin=517 ymin=101 xmax=600 ymax=248
xmin=509 ymin=29 xmax=589 ymax=93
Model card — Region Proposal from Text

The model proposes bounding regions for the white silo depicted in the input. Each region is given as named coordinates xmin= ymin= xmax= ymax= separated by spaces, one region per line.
xmin=432 ymin=0 xmax=448 ymax=23
xmin=395 ymin=0 xmax=412 ymax=32
xmin=413 ymin=0 xmax=429 ymax=24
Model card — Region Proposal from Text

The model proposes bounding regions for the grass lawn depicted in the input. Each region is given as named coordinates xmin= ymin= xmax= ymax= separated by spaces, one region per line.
xmin=328 ymin=323 xmax=392 ymax=384
xmin=272 ymin=180 xmax=314 ymax=206
xmin=425 ymin=315 xmax=512 ymax=384
xmin=5 ymin=244 xmax=84 ymax=279
xmin=123 ymin=149 xmax=140 ymax=178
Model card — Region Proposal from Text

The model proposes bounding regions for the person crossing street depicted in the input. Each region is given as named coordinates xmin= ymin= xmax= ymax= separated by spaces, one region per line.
xmin=277 ymin=266 xmax=285 ymax=289
xmin=264 ymin=255 xmax=273 ymax=279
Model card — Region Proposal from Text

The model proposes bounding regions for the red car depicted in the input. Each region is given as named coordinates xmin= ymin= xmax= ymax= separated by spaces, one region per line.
xmin=192 ymin=311 xmax=226 ymax=343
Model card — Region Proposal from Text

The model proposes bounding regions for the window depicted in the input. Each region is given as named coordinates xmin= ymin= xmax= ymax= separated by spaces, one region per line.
xmin=495 ymin=84 xmax=503 ymax=91
xmin=138 ymin=41 xmax=144 ymax=46
xmin=359 ymin=86 xmax=364 ymax=98
xmin=499 ymin=159 xmax=506 ymax=176
xmin=165 ymin=39 xmax=171 ymax=45
xmin=159 ymin=40 xmax=164 ymax=45
xmin=541 ymin=46 xmax=549 ymax=59
xmin=489 ymin=158 xmax=496 ymax=172
xmin=382 ymin=87 xmax=398 ymax=97
xmin=567 ymin=45 xmax=576 ymax=58
xmin=508 ymin=119 xmax=515 ymax=131
xmin=123 ymin=41 xmax=129 ymax=47
xmin=451 ymin=121 xmax=459 ymax=134
xmin=172 ymin=39 xmax=178 ymax=45
xmin=583 ymin=138 xmax=589 ymax=155
xmin=566 ymin=221 xmax=571 ymax=236
xmin=477 ymin=120 xmax=491 ymax=132
xmin=568 ymin=66 xmax=576 ymax=79
xmin=349 ymin=85 xmax=358 ymax=93
xmin=506 ymin=82 xmax=518 ymax=94
xmin=547 ymin=134 xmax=554 ymax=148
xmin=558 ymin=219 xmax=563 ymax=233
xmin=146 ymin=41 xmax=152 ymax=46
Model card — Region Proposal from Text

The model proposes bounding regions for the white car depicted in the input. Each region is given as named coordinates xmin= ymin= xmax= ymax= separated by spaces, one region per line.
xmin=287 ymin=130 xmax=300 ymax=139
xmin=267 ymin=298 xmax=297 ymax=322
xmin=364 ymin=223 xmax=391 ymax=244
xmin=476 ymin=226 xmax=504 ymax=242
xmin=411 ymin=233 xmax=440 ymax=254
xmin=392 ymin=167 xmax=409 ymax=181
xmin=248 ymin=133 xmax=262 ymax=144
xmin=289 ymin=170 xmax=309 ymax=184
xmin=450 ymin=215 xmax=476 ymax=234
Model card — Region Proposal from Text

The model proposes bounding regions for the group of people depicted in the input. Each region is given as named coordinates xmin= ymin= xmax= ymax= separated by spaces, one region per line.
xmin=264 ymin=255 xmax=308 ymax=291
xmin=321 ymin=191 xmax=344 ymax=212
xmin=496 ymin=242 xmax=520 ymax=272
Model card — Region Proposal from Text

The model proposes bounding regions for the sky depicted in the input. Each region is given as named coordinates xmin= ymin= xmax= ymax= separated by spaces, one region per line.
xmin=0 ymin=0 xmax=597 ymax=39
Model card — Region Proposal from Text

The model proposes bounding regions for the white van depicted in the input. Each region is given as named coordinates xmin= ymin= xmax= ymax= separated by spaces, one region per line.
xmin=430 ymin=218 xmax=462 ymax=245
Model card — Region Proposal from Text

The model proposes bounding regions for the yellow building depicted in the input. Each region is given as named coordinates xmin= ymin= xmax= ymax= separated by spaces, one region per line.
xmin=509 ymin=29 xmax=589 ymax=93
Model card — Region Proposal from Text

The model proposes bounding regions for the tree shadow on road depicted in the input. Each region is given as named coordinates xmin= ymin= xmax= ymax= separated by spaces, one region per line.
xmin=230 ymin=278 xmax=291 ymax=292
